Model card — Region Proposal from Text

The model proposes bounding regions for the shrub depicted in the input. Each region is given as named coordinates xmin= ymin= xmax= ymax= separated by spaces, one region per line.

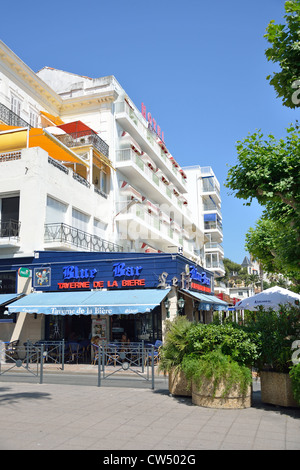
xmin=185 ymin=323 xmax=261 ymax=367
xmin=159 ymin=316 xmax=193 ymax=373
xmin=244 ymin=305 xmax=300 ymax=372
xmin=289 ymin=363 xmax=300 ymax=405
xmin=182 ymin=349 xmax=252 ymax=398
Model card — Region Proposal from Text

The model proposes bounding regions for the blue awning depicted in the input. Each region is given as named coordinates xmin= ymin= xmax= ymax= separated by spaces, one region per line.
xmin=181 ymin=289 xmax=228 ymax=311
xmin=6 ymin=289 xmax=171 ymax=316
xmin=204 ymin=213 xmax=217 ymax=221
xmin=0 ymin=293 xmax=22 ymax=306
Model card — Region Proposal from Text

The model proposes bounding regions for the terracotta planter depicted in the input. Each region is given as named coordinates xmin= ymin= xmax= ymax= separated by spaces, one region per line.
xmin=168 ymin=368 xmax=192 ymax=396
xmin=260 ymin=371 xmax=299 ymax=408
xmin=192 ymin=378 xmax=252 ymax=409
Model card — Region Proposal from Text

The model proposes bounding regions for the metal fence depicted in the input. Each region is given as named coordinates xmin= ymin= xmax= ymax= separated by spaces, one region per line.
xmin=0 ymin=340 xmax=65 ymax=383
xmin=93 ymin=341 xmax=157 ymax=388
xmin=0 ymin=340 xmax=159 ymax=389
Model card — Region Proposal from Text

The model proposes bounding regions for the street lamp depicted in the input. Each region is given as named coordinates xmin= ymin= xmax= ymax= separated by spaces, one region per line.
xmin=163 ymin=298 xmax=171 ymax=318
xmin=177 ymin=297 xmax=185 ymax=315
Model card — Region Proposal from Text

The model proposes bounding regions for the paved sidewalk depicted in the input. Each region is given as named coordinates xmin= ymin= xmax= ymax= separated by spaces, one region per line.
xmin=0 ymin=377 xmax=300 ymax=451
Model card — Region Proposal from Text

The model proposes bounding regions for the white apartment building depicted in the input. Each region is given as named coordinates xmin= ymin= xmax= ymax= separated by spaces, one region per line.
xmin=0 ymin=41 xmax=229 ymax=346
xmin=0 ymin=40 xmax=208 ymax=264
xmin=183 ymin=166 xmax=225 ymax=278
xmin=0 ymin=40 xmax=225 ymax=272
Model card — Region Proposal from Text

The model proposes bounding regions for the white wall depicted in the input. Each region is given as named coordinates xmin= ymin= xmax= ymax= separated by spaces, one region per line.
xmin=0 ymin=147 xmax=114 ymax=256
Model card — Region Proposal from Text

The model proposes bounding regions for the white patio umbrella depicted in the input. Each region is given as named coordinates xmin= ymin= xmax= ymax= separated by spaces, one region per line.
xmin=235 ymin=286 xmax=300 ymax=311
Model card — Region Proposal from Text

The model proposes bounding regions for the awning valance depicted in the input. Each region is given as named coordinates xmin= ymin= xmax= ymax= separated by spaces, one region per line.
xmin=6 ymin=289 xmax=171 ymax=316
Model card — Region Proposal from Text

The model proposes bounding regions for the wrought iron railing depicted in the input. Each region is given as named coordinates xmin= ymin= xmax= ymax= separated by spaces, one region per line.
xmin=44 ymin=223 xmax=123 ymax=252
xmin=48 ymin=156 xmax=69 ymax=174
xmin=56 ymin=130 xmax=109 ymax=158
xmin=0 ymin=102 xmax=31 ymax=128
xmin=0 ymin=219 xmax=21 ymax=239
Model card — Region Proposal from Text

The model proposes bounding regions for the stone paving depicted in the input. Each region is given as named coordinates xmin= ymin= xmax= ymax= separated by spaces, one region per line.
xmin=0 ymin=371 xmax=300 ymax=451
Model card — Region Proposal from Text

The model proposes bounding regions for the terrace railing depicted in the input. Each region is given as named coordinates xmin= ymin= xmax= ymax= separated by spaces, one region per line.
xmin=44 ymin=223 xmax=123 ymax=252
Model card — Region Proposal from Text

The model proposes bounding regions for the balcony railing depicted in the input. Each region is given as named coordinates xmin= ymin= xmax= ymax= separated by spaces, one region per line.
xmin=0 ymin=102 xmax=31 ymax=128
xmin=204 ymin=221 xmax=223 ymax=233
xmin=205 ymin=253 xmax=225 ymax=271
xmin=0 ymin=219 xmax=21 ymax=239
xmin=204 ymin=242 xmax=224 ymax=254
xmin=56 ymin=130 xmax=109 ymax=158
xmin=44 ymin=223 xmax=122 ymax=252
xmin=116 ymin=148 xmax=192 ymax=217
xmin=115 ymin=100 xmax=187 ymax=188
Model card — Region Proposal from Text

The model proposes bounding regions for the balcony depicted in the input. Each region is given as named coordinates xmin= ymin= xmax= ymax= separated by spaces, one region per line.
xmin=204 ymin=242 xmax=224 ymax=255
xmin=205 ymin=251 xmax=225 ymax=276
xmin=115 ymin=202 xmax=201 ymax=260
xmin=0 ymin=102 xmax=31 ymax=128
xmin=204 ymin=220 xmax=223 ymax=243
xmin=115 ymin=100 xmax=187 ymax=192
xmin=44 ymin=223 xmax=122 ymax=252
xmin=201 ymin=173 xmax=221 ymax=204
xmin=56 ymin=129 xmax=109 ymax=159
xmin=116 ymin=148 xmax=192 ymax=220
xmin=0 ymin=219 xmax=21 ymax=247
xmin=203 ymin=198 xmax=222 ymax=220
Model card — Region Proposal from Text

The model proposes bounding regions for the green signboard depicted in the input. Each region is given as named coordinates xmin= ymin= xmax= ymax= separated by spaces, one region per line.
xmin=18 ymin=267 xmax=31 ymax=278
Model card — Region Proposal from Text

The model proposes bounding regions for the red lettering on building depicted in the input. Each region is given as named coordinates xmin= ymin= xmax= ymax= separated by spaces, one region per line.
xmin=58 ymin=282 xmax=90 ymax=289
xmin=142 ymin=102 xmax=165 ymax=142
xmin=191 ymin=282 xmax=211 ymax=293
xmin=121 ymin=279 xmax=145 ymax=287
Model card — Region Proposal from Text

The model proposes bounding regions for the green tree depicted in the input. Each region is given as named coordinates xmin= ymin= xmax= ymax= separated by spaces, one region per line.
xmin=226 ymin=126 xmax=300 ymax=287
xmin=226 ymin=0 xmax=300 ymax=289
xmin=265 ymin=0 xmax=300 ymax=108
xmin=245 ymin=218 xmax=300 ymax=287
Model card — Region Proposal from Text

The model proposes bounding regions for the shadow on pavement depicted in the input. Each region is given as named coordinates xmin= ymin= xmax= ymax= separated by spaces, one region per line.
xmin=0 ymin=386 xmax=51 ymax=405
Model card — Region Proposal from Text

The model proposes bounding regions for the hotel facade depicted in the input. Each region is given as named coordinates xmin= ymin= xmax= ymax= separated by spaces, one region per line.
xmin=0 ymin=41 xmax=226 ymax=347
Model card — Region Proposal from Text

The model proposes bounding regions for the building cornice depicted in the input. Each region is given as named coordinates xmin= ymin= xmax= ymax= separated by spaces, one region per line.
xmin=0 ymin=41 xmax=62 ymax=112
xmin=60 ymin=89 xmax=119 ymax=115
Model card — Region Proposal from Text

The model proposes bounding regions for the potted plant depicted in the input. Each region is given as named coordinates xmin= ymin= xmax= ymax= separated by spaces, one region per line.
xmin=180 ymin=322 xmax=260 ymax=408
xmin=182 ymin=349 xmax=253 ymax=408
xmin=159 ymin=316 xmax=193 ymax=396
xmin=245 ymin=305 xmax=300 ymax=407
xmin=160 ymin=319 xmax=260 ymax=405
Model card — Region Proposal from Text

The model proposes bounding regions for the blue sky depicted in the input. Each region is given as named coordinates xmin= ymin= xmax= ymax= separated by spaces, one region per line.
xmin=1 ymin=0 xmax=297 ymax=264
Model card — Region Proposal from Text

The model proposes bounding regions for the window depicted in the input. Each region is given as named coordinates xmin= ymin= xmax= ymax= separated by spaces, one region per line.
xmin=94 ymin=218 xmax=108 ymax=239
xmin=72 ymin=208 xmax=90 ymax=232
xmin=0 ymin=196 xmax=20 ymax=223
xmin=100 ymin=170 xmax=107 ymax=194
xmin=11 ymin=94 xmax=21 ymax=116
xmin=0 ymin=271 xmax=16 ymax=294
xmin=29 ymin=109 xmax=39 ymax=128
xmin=0 ymin=196 xmax=20 ymax=238
xmin=46 ymin=196 xmax=67 ymax=224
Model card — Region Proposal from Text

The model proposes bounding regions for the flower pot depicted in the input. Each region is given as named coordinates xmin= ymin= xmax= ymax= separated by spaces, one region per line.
xmin=260 ymin=371 xmax=299 ymax=408
xmin=192 ymin=378 xmax=252 ymax=409
xmin=168 ymin=368 xmax=192 ymax=396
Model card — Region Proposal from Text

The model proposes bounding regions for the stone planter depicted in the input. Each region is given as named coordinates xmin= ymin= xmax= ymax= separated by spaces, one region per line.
xmin=260 ymin=371 xmax=299 ymax=408
xmin=168 ymin=368 xmax=192 ymax=396
xmin=192 ymin=378 xmax=252 ymax=409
